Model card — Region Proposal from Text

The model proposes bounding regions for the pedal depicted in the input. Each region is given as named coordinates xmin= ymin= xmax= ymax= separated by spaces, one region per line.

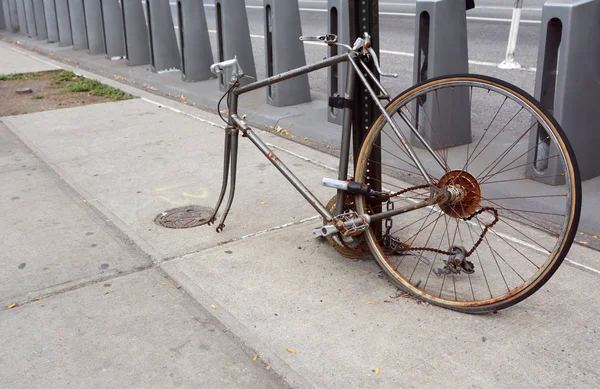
xmin=312 ymin=225 xmax=339 ymax=239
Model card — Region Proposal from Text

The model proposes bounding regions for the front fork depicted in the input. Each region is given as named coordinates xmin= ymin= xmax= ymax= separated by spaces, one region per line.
xmin=208 ymin=125 xmax=240 ymax=232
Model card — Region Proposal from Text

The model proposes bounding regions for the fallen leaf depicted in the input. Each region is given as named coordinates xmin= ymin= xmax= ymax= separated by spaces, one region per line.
xmin=7 ymin=303 xmax=16 ymax=309
xmin=593 ymin=235 xmax=598 ymax=240
xmin=82 ymin=199 xmax=88 ymax=203
xmin=266 ymin=365 xmax=271 ymax=370
xmin=287 ymin=348 xmax=296 ymax=354
xmin=211 ymin=304 xmax=217 ymax=309
xmin=366 ymin=301 xmax=374 ymax=305
xmin=34 ymin=296 xmax=44 ymax=301
xmin=160 ymin=281 xmax=169 ymax=285
xmin=375 ymin=367 xmax=380 ymax=375
xmin=253 ymin=354 xmax=258 ymax=361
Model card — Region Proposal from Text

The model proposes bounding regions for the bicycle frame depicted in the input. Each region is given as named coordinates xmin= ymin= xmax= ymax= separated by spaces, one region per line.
xmin=210 ymin=49 xmax=447 ymax=234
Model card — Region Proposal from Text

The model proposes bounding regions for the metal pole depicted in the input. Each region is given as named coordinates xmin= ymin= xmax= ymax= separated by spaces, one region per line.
xmin=498 ymin=0 xmax=523 ymax=69
xmin=349 ymin=0 xmax=381 ymax=236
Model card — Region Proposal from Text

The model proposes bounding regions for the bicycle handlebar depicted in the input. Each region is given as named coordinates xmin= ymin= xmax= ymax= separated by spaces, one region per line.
xmin=210 ymin=56 xmax=244 ymax=77
xmin=211 ymin=33 xmax=397 ymax=82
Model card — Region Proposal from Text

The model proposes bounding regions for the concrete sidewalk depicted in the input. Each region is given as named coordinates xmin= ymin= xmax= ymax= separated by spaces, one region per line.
xmin=0 ymin=42 xmax=288 ymax=389
xmin=1 ymin=41 xmax=599 ymax=388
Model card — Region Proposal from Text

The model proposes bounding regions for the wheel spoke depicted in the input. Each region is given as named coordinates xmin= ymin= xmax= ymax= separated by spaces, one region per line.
xmin=354 ymin=76 xmax=578 ymax=312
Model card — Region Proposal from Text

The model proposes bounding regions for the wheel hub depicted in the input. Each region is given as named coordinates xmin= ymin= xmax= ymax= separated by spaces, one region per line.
xmin=437 ymin=170 xmax=481 ymax=218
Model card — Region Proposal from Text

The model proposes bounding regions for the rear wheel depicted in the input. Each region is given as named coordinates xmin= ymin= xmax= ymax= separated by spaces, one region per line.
xmin=355 ymin=74 xmax=581 ymax=313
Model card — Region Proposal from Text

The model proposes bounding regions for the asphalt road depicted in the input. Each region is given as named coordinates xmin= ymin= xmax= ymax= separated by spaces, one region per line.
xmin=168 ymin=0 xmax=546 ymax=99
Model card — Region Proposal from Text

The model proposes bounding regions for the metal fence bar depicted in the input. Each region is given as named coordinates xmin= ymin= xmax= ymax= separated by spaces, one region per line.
xmin=120 ymin=0 xmax=150 ymax=66
xmin=15 ymin=0 xmax=27 ymax=35
xmin=5 ymin=0 xmax=19 ymax=32
xmin=0 ymin=0 xmax=6 ymax=29
xmin=23 ymin=0 xmax=37 ymax=37
xmin=144 ymin=0 xmax=180 ymax=73
xmin=32 ymin=0 xmax=47 ymax=39
xmin=263 ymin=0 xmax=311 ymax=107
xmin=327 ymin=0 xmax=350 ymax=125
xmin=54 ymin=0 xmax=72 ymax=46
xmin=174 ymin=0 xmax=213 ymax=82
xmin=68 ymin=0 xmax=88 ymax=50
xmin=43 ymin=0 xmax=59 ymax=42
xmin=214 ymin=0 xmax=256 ymax=90
xmin=412 ymin=0 xmax=471 ymax=148
xmin=526 ymin=0 xmax=600 ymax=184
xmin=99 ymin=0 xmax=125 ymax=60
xmin=82 ymin=0 xmax=104 ymax=54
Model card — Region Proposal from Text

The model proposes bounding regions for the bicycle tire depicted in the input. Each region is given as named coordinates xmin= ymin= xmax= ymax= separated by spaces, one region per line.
xmin=355 ymin=74 xmax=581 ymax=313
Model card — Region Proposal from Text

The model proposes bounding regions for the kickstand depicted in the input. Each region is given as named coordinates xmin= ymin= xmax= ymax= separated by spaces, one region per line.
xmin=208 ymin=126 xmax=240 ymax=232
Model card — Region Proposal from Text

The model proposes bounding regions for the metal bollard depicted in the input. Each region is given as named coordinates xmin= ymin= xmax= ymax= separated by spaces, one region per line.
xmin=498 ymin=0 xmax=524 ymax=69
xmin=0 ymin=1 xmax=5 ymax=29
xmin=15 ymin=0 xmax=26 ymax=35
xmin=43 ymin=0 xmax=59 ymax=42
xmin=214 ymin=0 xmax=256 ymax=90
xmin=82 ymin=0 xmax=104 ymax=54
xmin=23 ymin=0 xmax=37 ymax=37
xmin=327 ymin=0 xmax=350 ymax=124
xmin=263 ymin=0 xmax=310 ymax=107
xmin=143 ymin=0 xmax=180 ymax=73
xmin=0 ymin=1 xmax=4 ymax=30
xmin=412 ymin=0 xmax=471 ymax=149
xmin=68 ymin=0 xmax=88 ymax=50
xmin=4 ymin=0 xmax=19 ymax=32
xmin=120 ymin=0 xmax=150 ymax=66
xmin=32 ymin=0 xmax=47 ymax=39
xmin=173 ymin=0 xmax=213 ymax=82
xmin=54 ymin=0 xmax=72 ymax=46
xmin=99 ymin=0 xmax=124 ymax=60
xmin=526 ymin=0 xmax=600 ymax=184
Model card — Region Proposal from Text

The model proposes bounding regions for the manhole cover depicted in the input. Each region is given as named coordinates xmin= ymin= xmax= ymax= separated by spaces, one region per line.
xmin=155 ymin=205 xmax=214 ymax=229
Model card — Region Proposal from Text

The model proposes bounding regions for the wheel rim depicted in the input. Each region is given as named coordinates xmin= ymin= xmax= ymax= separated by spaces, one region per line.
xmin=355 ymin=76 xmax=579 ymax=310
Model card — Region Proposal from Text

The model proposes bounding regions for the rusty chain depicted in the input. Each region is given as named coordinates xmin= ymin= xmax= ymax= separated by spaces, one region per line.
xmin=370 ymin=185 xmax=499 ymax=258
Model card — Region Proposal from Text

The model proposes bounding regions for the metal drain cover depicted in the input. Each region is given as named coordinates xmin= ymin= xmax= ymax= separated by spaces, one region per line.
xmin=155 ymin=205 xmax=214 ymax=229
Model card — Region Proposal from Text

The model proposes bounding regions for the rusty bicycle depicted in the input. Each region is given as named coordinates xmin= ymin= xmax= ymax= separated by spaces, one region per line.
xmin=207 ymin=33 xmax=581 ymax=313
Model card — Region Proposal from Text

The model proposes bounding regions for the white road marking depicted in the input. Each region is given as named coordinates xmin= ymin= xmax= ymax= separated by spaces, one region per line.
xmin=238 ymin=215 xmax=322 ymax=241
xmin=141 ymin=97 xmax=225 ymax=129
xmin=8 ymin=46 xmax=62 ymax=69
xmin=201 ymin=3 xmax=542 ymax=23
xmin=265 ymin=143 xmax=339 ymax=173
xmin=206 ymin=30 xmax=537 ymax=72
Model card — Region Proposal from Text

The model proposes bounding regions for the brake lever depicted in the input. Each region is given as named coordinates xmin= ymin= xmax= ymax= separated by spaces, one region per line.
xmin=299 ymin=34 xmax=338 ymax=44
xmin=367 ymin=46 xmax=398 ymax=78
